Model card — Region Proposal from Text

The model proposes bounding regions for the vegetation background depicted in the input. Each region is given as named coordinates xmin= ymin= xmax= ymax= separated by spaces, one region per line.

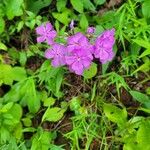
xmin=0 ymin=0 xmax=150 ymax=149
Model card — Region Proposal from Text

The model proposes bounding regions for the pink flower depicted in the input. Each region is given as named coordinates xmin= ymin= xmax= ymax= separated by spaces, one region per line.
xmin=94 ymin=28 xmax=115 ymax=64
xmin=36 ymin=22 xmax=57 ymax=45
xmin=87 ymin=27 xmax=95 ymax=34
xmin=45 ymin=43 xmax=66 ymax=67
xmin=67 ymin=32 xmax=94 ymax=53
xmin=65 ymin=48 xmax=93 ymax=75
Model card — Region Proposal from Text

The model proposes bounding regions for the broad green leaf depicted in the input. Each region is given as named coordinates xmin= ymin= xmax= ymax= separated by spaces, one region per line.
xmin=83 ymin=63 xmax=97 ymax=79
xmin=31 ymin=130 xmax=53 ymax=150
xmin=142 ymin=0 xmax=150 ymax=18
xmin=56 ymin=0 xmax=67 ymax=12
xmin=24 ymin=79 xmax=40 ymax=113
xmin=82 ymin=0 xmax=96 ymax=11
xmin=0 ymin=127 xmax=10 ymax=143
xmin=3 ymin=78 xmax=40 ymax=113
xmin=27 ymin=0 xmax=52 ymax=14
xmin=5 ymin=0 xmax=23 ymax=20
xmin=3 ymin=81 xmax=23 ymax=103
xmin=12 ymin=67 xmax=27 ymax=81
xmin=55 ymin=20 xmax=60 ymax=32
xmin=80 ymin=14 xmax=88 ymax=30
xmin=0 ymin=42 xmax=7 ymax=51
xmin=70 ymin=0 xmax=83 ymax=13
xmin=43 ymin=97 xmax=56 ymax=107
xmin=137 ymin=120 xmax=150 ymax=150
xmin=19 ymin=51 xmax=27 ymax=66
xmin=94 ymin=0 xmax=106 ymax=6
xmin=103 ymin=103 xmax=127 ymax=128
xmin=0 ymin=64 xmax=14 ymax=85
xmin=0 ymin=102 xmax=13 ymax=113
xmin=0 ymin=17 xmax=5 ymax=33
xmin=17 ymin=21 xmax=24 ymax=32
xmin=42 ymin=107 xmax=64 ymax=122
xmin=8 ymin=103 xmax=22 ymax=121
xmin=22 ymin=117 xmax=32 ymax=127
xmin=55 ymin=70 xmax=64 ymax=98
xmin=13 ymin=123 xmax=22 ymax=140
xmin=130 ymin=90 xmax=150 ymax=108
xmin=52 ymin=10 xmax=71 ymax=25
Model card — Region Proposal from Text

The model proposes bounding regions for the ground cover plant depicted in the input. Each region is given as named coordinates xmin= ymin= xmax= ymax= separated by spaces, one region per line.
xmin=0 ymin=0 xmax=150 ymax=149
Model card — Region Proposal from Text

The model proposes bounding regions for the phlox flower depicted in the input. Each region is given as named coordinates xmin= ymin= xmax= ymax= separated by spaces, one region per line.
xmin=36 ymin=22 xmax=57 ymax=45
xmin=45 ymin=43 xmax=66 ymax=67
xmin=87 ymin=27 xmax=95 ymax=34
xmin=94 ymin=28 xmax=115 ymax=64
xmin=67 ymin=32 xmax=92 ymax=52
xmin=65 ymin=48 xmax=93 ymax=75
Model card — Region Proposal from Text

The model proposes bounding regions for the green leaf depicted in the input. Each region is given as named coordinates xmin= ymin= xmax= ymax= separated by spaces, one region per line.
xmin=0 ymin=42 xmax=7 ymax=51
xmin=132 ymin=61 xmax=150 ymax=74
xmin=31 ymin=129 xmax=53 ymax=150
xmin=22 ymin=118 xmax=32 ymax=127
xmin=94 ymin=0 xmax=106 ymax=6
xmin=27 ymin=0 xmax=52 ymax=14
xmin=19 ymin=51 xmax=27 ymax=66
xmin=130 ymin=90 xmax=150 ymax=108
xmin=12 ymin=67 xmax=27 ymax=81
xmin=56 ymin=0 xmax=67 ymax=12
xmin=70 ymin=97 xmax=82 ymax=115
xmin=17 ymin=21 xmax=24 ymax=32
xmin=42 ymin=107 xmax=64 ymax=122
xmin=103 ymin=103 xmax=127 ymax=128
xmin=133 ymin=39 xmax=150 ymax=49
xmin=139 ymin=48 xmax=150 ymax=58
xmin=142 ymin=0 xmax=150 ymax=18
xmin=70 ymin=0 xmax=83 ymax=13
xmin=13 ymin=123 xmax=22 ymax=140
xmin=80 ymin=14 xmax=88 ymax=30
xmin=0 ymin=102 xmax=13 ymax=113
xmin=43 ymin=97 xmax=56 ymax=107
xmin=83 ymin=63 xmax=97 ymax=79
xmin=0 ymin=17 xmax=5 ymax=33
xmin=8 ymin=103 xmax=22 ymax=121
xmin=137 ymin=120 xmax=150 ymax=150
xmin=24 ymin=79 xmax=40 ymax=113
xmin=52 ymin=9 xmax=71 ymax=25
xmin=0 ymin=64 xmax=14 ymax=85
xmin=5 ymin=0 xmax=23 ymax=20
xmin=82 ymin=0 xmax=96 ymax=11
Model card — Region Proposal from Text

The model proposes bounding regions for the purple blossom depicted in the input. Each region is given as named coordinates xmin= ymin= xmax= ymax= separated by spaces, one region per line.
xmin=94 ymin=28 xmax=115 ymax=64
xmin=45 ymin=43 xmax=66 ymax=67
xmin=65 ymin=48 xmax=93 ymax=75
xmin=87 ymin=27 xmax=95 ymax=34
xmin=67 ymin=32 xmax=93 ymax=53
xmin=36 ymin=22 xmax=57 ymax=45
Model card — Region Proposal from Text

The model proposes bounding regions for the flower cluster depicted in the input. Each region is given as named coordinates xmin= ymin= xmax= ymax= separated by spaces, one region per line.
xmin=36 ymin=22 xmax=115 ymax=75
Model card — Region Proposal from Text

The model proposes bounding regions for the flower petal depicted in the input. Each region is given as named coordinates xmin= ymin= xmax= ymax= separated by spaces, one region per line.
xmin=37 ymin=36 xmax=45 ymax=43
xmin=45 ymin=22 xmax=53 ymax=31
xmin=36 ymin=25 xmax=45 ymax=35
xmin=65 ymin=56 xmax=76 ymax=65
xmin=45 ymin=49 xmax=55 ymax=59
xmin=51 ymin=58 xmax=60 ymax=67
